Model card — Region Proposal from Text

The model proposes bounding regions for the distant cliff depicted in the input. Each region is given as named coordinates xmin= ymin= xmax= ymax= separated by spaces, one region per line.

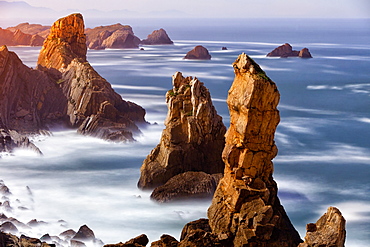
xmin=0 ymin=28 xmax=44 ymax=46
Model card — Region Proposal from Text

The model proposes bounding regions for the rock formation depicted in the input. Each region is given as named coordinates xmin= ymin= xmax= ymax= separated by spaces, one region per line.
xmin=140 ymin=28 xmax=173 ymax=45
xmin=0 ymin=28 xmax=44 ymax=46
xmin=37 ymin=13 xmax=146 ymax=141
xmin=138 ymin=72 xmax=226 ymax=189
xmin=6 ymin=22 xmax=51 ymax=38
xmin=267 ymin=43 xmax=312 ymax=58
xmin=104 ymin=234 xmax=149 ymax=247
xmin=184 ymin=45 xmax=211 ymax=60
xmin=207 ymin=53 xmax=302 ymax=246
xmin=85 ymin=24 xmax=140 ymax=50
xmin=299 ymin=207 xmax=346 ymax=247
xmin=150 ymin=172 xmax=222 ymax=202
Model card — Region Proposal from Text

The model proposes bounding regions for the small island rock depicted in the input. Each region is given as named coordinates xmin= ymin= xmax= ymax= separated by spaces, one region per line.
xmin=141 ymin=28 xmax=173 ymax=45
xmin=184 ymin=45 xmax=211 ymax=60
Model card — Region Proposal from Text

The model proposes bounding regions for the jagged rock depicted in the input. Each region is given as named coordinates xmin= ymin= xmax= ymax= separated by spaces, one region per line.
xmin=141 ymin=29 xmax=173 ymax=45
xmin=0 ymin=181 xmax=11 ymax=196
xmin=72 ymin=225 xmax=95 ymax=242
xmin=207 ymin=53 xmax=302 ymax=246
xmin=180 ymin=219 xmax=212 ymax=241
xmin=298 ymin=207 xmax=346 ymax=247
xmin=0 ymin=45 xmax=67 ymax=134
xmin=85 ymin=24 xmax=140 ymax=50
xmin=27 ymin=219 xmax=47 ymax=227
xmin=59 ymin=229 xmax=76 ymax=241
xmin=37 ymin=13 xmax=146 ymax=141
xmin=150 ymin=234 xmax=179 ymax=247
xmin=71 ymin=240 xmax=86 ymax=247
xmin=184 ymin=46 xmax=211 ymax=60
xmin=267 ymin=43 xmax=312 ymax=58
xmin=104 ymin=234 xmax=149 ymax=247
xmin=0 ymin=222 xmax=18 ymax=234
xmin=150 ymin=172 xmax=222 ymax=202
xmin=138 ymin=72 xmax=225 ymax=189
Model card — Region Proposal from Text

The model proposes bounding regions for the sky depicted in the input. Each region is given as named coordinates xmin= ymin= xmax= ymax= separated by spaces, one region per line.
xmin=2 ymin=0 xmax=370 ymax=18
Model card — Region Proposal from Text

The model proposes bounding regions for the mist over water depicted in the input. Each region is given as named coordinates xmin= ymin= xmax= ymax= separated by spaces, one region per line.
xmin=2 ymin=18 xmax=370 ymax=246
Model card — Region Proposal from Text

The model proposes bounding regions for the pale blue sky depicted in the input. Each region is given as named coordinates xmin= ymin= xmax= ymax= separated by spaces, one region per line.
xmin=4 ymin=0 xmax=370 ymax=18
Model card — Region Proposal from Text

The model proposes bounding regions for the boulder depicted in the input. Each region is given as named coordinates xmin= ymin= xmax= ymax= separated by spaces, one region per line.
xmin=150 ymin=172 xmax=222 ymax=202
xmin=207 ymin=53 xmax=302 ymax=246
xmin=104 ymin=234 xmax=149 ymax=247
xmin=150 ymin=234 xmax=179 ymax=247
xmin=180 ymin=219 xmax=212 ymax=241
xmin=141 ymin=28 xmax=173 ymax=45
xmin=138 ymin=72 xmax=225 ymax=189
xmin=72 ymin=225 xmax=95 ymax=242
xmin=298 ymin=207 xmax=346 ymax=247
xmin=184 ymin=46 xmax=211 ymax=60
xmin=267 ymin=43 xmax=312 ymax=58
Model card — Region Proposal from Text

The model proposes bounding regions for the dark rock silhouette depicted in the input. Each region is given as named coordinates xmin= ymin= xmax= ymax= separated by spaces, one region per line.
xmin=267 ymin=43 xmax=312 ymax=58
xmin=141 ymin=28 xmax=173 ymax=45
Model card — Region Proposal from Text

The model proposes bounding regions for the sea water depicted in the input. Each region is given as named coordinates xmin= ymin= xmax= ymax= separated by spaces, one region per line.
xmin=1 ymin=18 xmax=370 ymax=246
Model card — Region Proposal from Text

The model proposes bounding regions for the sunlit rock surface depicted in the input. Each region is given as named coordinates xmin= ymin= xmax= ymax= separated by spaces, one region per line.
xmin=138 ymin=72 xmax=226 ymax=189
xmin=207 ymin=53 xmax=302 ymax=246
xmin=184 ymin=45 xmax=211 ymax=60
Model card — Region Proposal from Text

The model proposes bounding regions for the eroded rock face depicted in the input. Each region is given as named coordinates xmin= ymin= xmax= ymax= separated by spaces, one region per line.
xmin=267 ymin=43 xmax=312 ymax=58
xmin=184 ymin=45 xmax=211 ymax=60
xmin=85 ymin=24 xmax=140 ymax=50
xmin=298 ymin=207 xmax=346 ymax=247
xmin=6 ymin=22 xmax=51 ymax=38
xmin=37 ymin=13 xmax=146 ymax=141
xmin=141 ymin=28 xmax=173 ymax=45
xmin=207 ymin=53 xmax=302 ymax=246
xmin=138 ymin=72 xmax=226 ymax=189
xmin=150 ymin=171 xmax=222 ymax=202
xmin=0 ymin=28 xmax=44 ymax=46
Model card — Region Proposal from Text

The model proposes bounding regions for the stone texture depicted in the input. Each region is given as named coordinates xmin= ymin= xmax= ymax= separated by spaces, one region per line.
xmin=85 ymin=23 xmax=140 ymax=50
xmin=0 ymin=231 xmax=52 ymax=247
xmin=267 ymin=43 xmax=312 ymax=58
xmin=0 ymin=28 xmax=44 ymax=46
xmin=6 ymin=22 xmax=51 ymax=38
xmin=207 ymin=53 xmax=302 ymax=246
xmin=150 ymin=171 xmax=222 ymax=202
xmin=104 ymin=234 xmax=149 ymax=247
xmin=138 ymin=72 xmax=226 ymax=189
xmin=150 ymin=234 xmax=179 ymax=247
xmin=184 ymin=46 xmax=211 ymax=60
xmin=141 ymin=28 xmax=173 ymax=45
xmin=298 ymin=207 xmax=346 ymax=247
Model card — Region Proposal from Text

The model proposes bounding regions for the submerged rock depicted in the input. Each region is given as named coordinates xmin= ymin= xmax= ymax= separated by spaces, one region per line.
xmin=138 ymin=72 xmax=225 ymax=189
xmin=150 ymin=171 xmax=222 ymax=202
xmin=299 ymin=207 xmax=346 ymax=247
xmin=141 ymin=28 xmax=173 ymax=45
xmin=184 ymin=45 xmax=211 ymax=60
xmin=207 ymin=53 xmax=302 ymax=246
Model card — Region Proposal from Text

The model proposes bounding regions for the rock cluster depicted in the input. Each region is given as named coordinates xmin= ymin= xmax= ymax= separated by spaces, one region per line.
xmin=138 ymin=72 xmax=226 ymax=194
xmin=141 ymin=28 xmax=173 ymax=45
xmin=184 ymin=45 xmax=211 ymax=60
xmin=85 ymin=24 xmax=141 ymax=50
xmin=267 ymin=43 xmax=312 ymax=58
xmin=0 ymin=28 xmax=44 ymax=46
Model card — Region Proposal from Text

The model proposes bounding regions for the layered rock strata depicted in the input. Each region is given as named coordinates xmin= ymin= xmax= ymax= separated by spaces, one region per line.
xmin=267 ymin=43 xmax=312 ymax=58
xmin=138 ymin=72 xmax=226 ymax=189
xmin=85 ymin=24 xmax=140 ymax=50
xmin=141 ymin=28 xmax=173 ymax=45
xmin=184 ymin=45 xmax=211 ymax=60
xmin=207 ymin=53 xmax=302 ymax=246
xmin=37 ymin=13 xmax=146 ymax=141
xmin=299 ymin=207 xmax=346 ymax=247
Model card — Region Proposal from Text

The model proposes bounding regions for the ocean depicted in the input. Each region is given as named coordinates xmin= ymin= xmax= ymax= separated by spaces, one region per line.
xmin=1 ymin=18 xmax=369 ymax=246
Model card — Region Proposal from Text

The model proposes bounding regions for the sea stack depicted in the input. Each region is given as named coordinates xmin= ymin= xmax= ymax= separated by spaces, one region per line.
xmin=37 ymin=13 xmax=146 ymax=141
xmin=141 ymin=28 xmax=173 ymax=45
xmin=184 ymin=45 xmax=211 ymax=60
xmin=267 ymin=43 xmax=312 ymax=58
xmin=207 ymin=53 xmax=302 ymax=246
xmin=138 ymin=72 xmax=226 ymax=190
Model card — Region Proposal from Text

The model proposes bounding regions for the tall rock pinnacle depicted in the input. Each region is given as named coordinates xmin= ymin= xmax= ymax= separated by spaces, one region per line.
xmin=138 ymin=72 xmax=226 ymax=189
xmin=37 ymin=13 xmax=87 ymax=71
xmin=207 ymin=53 xmax=302 ymax=246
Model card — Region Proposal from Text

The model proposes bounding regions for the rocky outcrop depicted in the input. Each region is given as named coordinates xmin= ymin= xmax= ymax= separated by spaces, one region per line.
xmin=0 ymin=28 xmax=44 ymax=46
xmin=267 ymin=43 xmax=312 ymax=58
xmin=0 ymin=45 xmax=67 ymax=133
xmin=207 ymin=53 xmax=302 ymax=246
xmin=6 ymin=22 xmax=51 ymax=38
xmin=85 ymin=24 xmax=140 ymax=50
xmin=37 ymin=13 xmax=146 ymax=141
xmin=184 ymin=45 xmax=211 ymax=60
xmin=150 ymin=172 xmax=222 ymax=202
xmin=141 ymin=28 xmax=173 ymax=45
xmin=298 ymin=207 xmax=346 ymax=247
xmin=104 ymin=234 xmax=149 ymax=247
xmin=138 ymin=72 xmax=226 ymax=189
